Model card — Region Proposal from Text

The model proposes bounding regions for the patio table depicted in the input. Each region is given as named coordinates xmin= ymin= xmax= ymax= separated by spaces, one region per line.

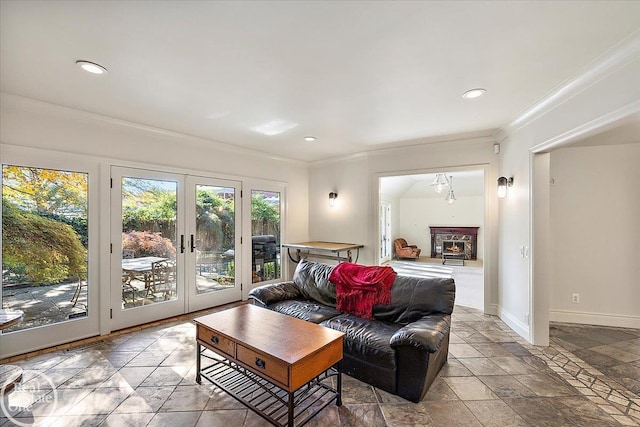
xmin=122 ymin=257 xmax=169 ymax=302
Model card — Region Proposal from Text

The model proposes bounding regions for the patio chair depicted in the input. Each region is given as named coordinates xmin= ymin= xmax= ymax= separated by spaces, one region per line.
xmin=70 ymin=277 xmax=87 ymax=308
xmin=122 ymin=249 xmax=135 ymax=259
xmin=122 ymin=274 xmax=137 ymax=305
xmin=147 ymin=260 xmax=175 ymax=301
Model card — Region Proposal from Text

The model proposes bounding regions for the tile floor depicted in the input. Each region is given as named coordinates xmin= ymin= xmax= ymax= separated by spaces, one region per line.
xmin=1 ymin=304 xmax=639 ymax=426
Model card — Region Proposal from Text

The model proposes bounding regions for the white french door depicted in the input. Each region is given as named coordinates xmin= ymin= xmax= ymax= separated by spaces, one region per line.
xmin=110 ymin=167 xmax=186 ymax=330
xmin=380 ymin=201 xmax=391 ymax=263
xmin=185 ymin=176 xmax=241 ymax=311
xmin=110 ymin=168 xmax=243 ymax=330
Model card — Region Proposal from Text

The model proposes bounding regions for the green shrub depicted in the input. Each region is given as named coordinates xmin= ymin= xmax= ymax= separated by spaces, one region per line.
xmin=262 ymin=261 xmax=280 ymax=280
xmin=2 ymin=199 xmax=86 ymax=284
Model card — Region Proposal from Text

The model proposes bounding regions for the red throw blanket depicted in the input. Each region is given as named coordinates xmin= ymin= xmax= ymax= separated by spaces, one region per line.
xmin=329 ymin=263 xmax=397 ymax=319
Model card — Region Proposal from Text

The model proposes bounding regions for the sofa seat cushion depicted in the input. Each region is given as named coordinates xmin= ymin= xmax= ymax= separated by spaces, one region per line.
xmin=268 ymin=300 xmax=341 ymax=324
xmin=321 ymin=314 xmax=401 ymax=369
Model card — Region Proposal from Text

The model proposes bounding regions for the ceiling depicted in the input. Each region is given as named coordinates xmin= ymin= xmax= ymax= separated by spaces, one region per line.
xmin=1 ymin=1 xmax=639 ymax=162
xmin=380 ymin=170 xmax=484 ymax=200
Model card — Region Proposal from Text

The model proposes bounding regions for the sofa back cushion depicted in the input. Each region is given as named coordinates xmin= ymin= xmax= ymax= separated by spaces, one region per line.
xmin=373 ymin=275 xmax=455 ymax=324
xmin=293 ymin=259 xmax=336 ymax=307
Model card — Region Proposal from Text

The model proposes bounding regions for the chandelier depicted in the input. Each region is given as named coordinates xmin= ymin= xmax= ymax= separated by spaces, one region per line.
xmin=430 ymin=173 xmax=456 ymax=204
xmin=430 ymin=173 xmax=450 ymax=193
xmin=445 ymin=176 xmax=456 ymax=205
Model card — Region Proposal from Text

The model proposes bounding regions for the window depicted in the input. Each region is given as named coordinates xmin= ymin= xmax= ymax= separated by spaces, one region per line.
xmin=2 ymin=165 xmax=89 ymax=331
xmin=251 ymin=190 xmax=281 ymax=283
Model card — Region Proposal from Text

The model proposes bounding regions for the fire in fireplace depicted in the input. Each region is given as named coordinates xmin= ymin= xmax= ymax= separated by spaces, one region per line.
xmin=442 ymin=240 xmax=465 ymax=254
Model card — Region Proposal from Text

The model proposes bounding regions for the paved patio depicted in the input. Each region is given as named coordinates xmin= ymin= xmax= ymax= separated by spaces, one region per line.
xmin=1 ymin=281 xmax=88 ymax=332
xmin=2 ymin=273 xmax=234 ymax=333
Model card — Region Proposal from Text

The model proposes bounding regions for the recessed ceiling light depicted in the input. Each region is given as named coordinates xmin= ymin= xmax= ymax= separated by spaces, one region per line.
xmin=76 ymin=60 xmax=108 ymax=75
xmin=304 ymin=136 xmax=317 ymax=142
xmin=462 ymin=88 xmax=486 ymax=99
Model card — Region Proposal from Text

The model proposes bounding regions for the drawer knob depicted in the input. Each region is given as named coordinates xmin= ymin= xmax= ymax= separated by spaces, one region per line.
xmin=211 ymin=336 xmax=219 ymax=345
xmin=255 ymin=357 xmax=266 ymax=369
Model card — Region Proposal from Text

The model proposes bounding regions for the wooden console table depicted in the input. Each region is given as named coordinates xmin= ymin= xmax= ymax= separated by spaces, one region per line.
xmin=282 ymin=241 xmax=363 ymax=264
xmin=194 ymin=304 xmax=344 ymax=427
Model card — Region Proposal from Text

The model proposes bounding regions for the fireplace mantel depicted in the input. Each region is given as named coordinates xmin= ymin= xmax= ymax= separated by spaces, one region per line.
xmin=429 ymin=226 xmax=479 ymax=260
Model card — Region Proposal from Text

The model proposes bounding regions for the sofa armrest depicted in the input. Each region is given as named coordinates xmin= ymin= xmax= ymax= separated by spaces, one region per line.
xmin=248 ymin=281 xmax=303 ymax=306
xmin=390 ymin=314 xmax=451 ymax=353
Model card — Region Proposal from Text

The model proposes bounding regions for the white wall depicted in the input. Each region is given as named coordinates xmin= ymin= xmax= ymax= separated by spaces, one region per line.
xmin=310 ymin=135 xmax=499 ymax=312
xmin=398 ymin=196 xmax=484 ymax=261
xmin=497 ymin=33 xmax=640 ymax=342
xmin=0 ymin=93 xmax=310 ymax=345
xmin=549 ymin=143 xmax=640 ymax=328
xmin=308 ymin=155 xmax=371 ymax=264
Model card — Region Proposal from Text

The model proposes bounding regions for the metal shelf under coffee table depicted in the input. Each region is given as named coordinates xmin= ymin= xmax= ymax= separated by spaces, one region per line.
xmin=194 ymin=304 xmax=344 ymax=427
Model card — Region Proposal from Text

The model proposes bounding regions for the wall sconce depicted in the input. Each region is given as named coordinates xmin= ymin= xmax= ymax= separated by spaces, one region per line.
xmin=329 ymin=191 xmax=338 ymax=207
xmin=497 ymin=176 xmax=514 ymax=199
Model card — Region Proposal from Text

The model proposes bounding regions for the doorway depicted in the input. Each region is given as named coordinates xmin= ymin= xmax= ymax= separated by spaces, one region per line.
xmin=379 ymin=169 xmax=486 ymax=311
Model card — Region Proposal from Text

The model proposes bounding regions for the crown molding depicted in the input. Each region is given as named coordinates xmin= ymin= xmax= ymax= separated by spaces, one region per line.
xmin=0 ymin=92 xmax=308 ymax=167
xmin=495 ymin=29 xmax=640 ymax=143
xmin=529 ymin=99 xmax=640 ymax=154
xmin=310 ymin=132 xmax=496 ymax=168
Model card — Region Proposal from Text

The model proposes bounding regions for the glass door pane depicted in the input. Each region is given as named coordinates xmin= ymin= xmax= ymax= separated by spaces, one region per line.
xmin=2 ymin=165 xmax=89 ymax=331
xmin=121 ymin=177 xmax=178 ymax=307
xmin=111 ymin=167 xmax=184 ymax=330
xmin=186 ymin=177 xmax=241 ymax=311
xmin=380 ymin=201 xmax=391 ymax=262
xmin=250 ymin=190 xmax=281 ymax=284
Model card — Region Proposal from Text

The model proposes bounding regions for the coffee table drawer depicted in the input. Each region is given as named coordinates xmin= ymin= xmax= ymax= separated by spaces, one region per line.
xmin=237 ymin=344 xmax=289 ymax=386
xmin=198 ymin=325 xmax=235 ymax=357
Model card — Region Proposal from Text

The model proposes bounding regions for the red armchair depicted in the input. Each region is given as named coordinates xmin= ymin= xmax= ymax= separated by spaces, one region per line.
xmin=394 ymin=238 xmax=421 ymax=260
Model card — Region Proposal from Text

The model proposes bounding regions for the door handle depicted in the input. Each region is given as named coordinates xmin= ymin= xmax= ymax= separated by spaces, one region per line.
xmin=180 ymin=235 xmax=185 ymax=253
xmin=190 ymin=234 xmax=196 ymax=253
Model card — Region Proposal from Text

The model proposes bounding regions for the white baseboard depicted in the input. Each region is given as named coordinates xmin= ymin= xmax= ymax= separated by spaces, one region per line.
xmin=550 ymin=309 xmax=640 ymax=329
xmin=498 ymin=305 xmax=530 ymax=341
xmin=485 ymin=303 xmax=499 ymax=316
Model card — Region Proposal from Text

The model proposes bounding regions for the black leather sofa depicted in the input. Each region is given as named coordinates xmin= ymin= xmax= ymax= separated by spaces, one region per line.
xmin=248 ymin=259 xmax=456 ymax=402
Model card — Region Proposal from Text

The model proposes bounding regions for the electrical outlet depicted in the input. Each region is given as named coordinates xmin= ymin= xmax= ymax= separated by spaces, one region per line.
xmin=524 ymin=313 xmax=529 ymax=324
xmin=572 ymin=293 xmax=580 ymax=303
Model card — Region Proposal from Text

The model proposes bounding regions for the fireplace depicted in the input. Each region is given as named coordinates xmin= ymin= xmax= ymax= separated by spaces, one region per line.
xmin=429 ymin=226 xmax=479 ymax=260
xmin=442 ymin=240 xmax=465 ymax=254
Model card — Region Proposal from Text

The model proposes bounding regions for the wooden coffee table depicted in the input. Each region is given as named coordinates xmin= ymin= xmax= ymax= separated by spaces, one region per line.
xmin=194 ymin=304 xmax=344 ymax=427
